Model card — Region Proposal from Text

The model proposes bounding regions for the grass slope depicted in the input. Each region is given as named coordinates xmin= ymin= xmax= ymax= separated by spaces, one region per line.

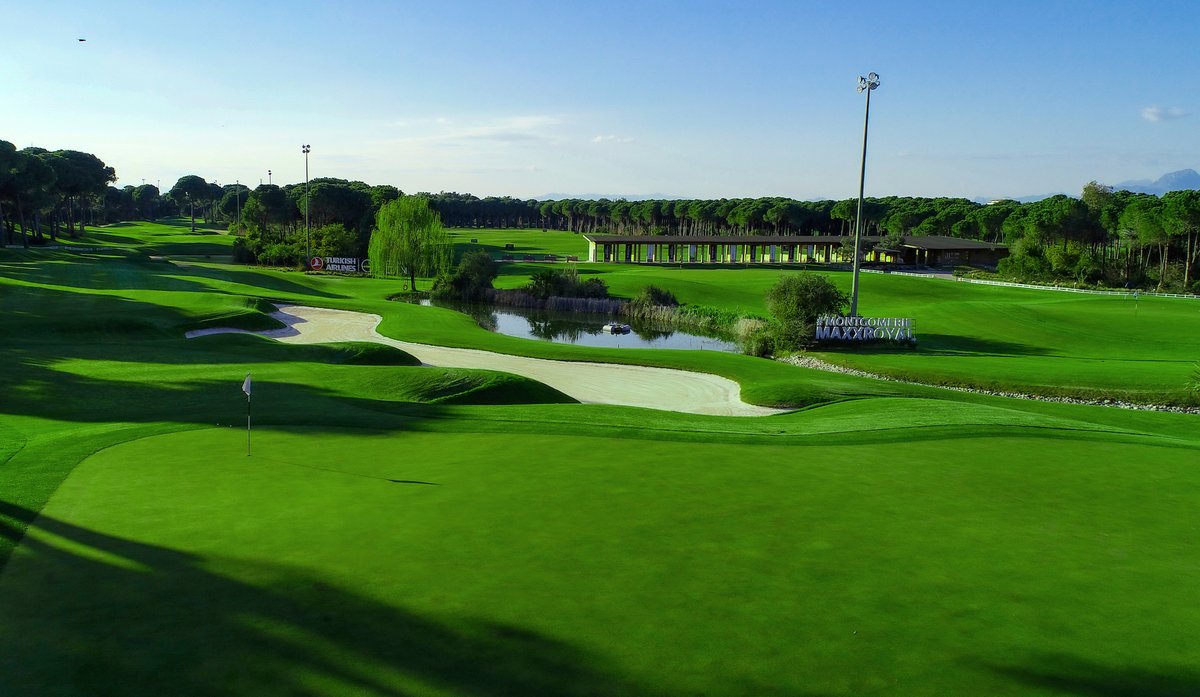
xmin=571 ymin=265 xmax=1200 ymax=402
xmin=2 ymin=222 xmax=1199 ymax=695
xmin=1 ymin=429 xmax=1197 ymax=696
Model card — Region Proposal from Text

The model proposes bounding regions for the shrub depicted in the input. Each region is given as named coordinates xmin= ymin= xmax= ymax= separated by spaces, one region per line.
xmin=523 ymin=267 xmax=608 ymax=300
xmin=232 ymin=237 xmax=256 ymax=264
xmin=740 ymin=323 xmax=775 ymax=357
xmin=525 ymin=268 xmax=565 ymax=299
xmin=630 ymin=285 xmax=679 ymax=311
xmin=309 ymin=223 xmax=358 ymax=258
xmin=257 ymin=241 xmax=302 ymax=267
xmin=997 ymin=251 xmax=1052 ymax=281
xmin=765 ymin=273 xmax=849 ymax=352
xmin=625 ymin=285 xmax=682 ymax=323
xmin=578 ymin=277 xmax=609 ymax=299
xmin=433 ymin=250 xmax=497 ymax=301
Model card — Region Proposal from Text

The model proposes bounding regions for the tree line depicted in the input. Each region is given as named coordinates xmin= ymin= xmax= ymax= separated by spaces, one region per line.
xmin=425 ymin=189 xmax=1200 ymax=290
xmin=0 ymin=140 xmax=116 ymax=246
xmin=3 ymin=138 xmax=1197 ymax=290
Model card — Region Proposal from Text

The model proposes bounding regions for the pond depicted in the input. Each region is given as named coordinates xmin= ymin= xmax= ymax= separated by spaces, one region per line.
xmin=420 ymin=299 xmax=741 ymax=353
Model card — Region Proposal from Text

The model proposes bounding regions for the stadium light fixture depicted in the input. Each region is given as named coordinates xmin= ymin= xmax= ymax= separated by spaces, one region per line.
xmin=849 ymin=71 xmax=880 ymax=318
xmin=303 ymin=145 xmax=311 ymax=264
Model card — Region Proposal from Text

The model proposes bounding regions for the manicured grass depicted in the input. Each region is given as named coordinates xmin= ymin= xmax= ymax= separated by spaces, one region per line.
xmin=2 ymin=428 xmax=1197 ymax=696
xmin=489 ymin=259 xmax=1200 ymax=403
xmin=3 ymin=221 xmax=1199 ymax=695
xmin=47 ymin=222 xmax=1200 ymax=402
xmin=448 ymin=227 xmax=590 ymax=260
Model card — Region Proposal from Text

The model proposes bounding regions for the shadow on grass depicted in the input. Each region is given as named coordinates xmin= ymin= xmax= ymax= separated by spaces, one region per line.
xmin=0 ymin=346 xmax=458 ymax=427
xmin=76 ymin=230 xmax=143 ymax=246
xmin=0 ymin=501 xmax=686 ymax=697
xmin=0 ymin=254 xmax=345 ymax=300
xmin=978 ymin=653 xmax=1200 ymax=696
xmin=0 ymin=285 xmax=277 ymax=339
xmin=0 ymin=254 xmax=227 ymax=294
xmin=174 ymin=262 xmax=349 ymax=300
xmin=99 ymin=217 xmax=224 ymax=232
xmin=826 ymin=333 xmax=1051 ymax=358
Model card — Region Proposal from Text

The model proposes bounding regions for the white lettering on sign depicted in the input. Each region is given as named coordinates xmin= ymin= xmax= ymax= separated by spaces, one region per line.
xmin=815 ymin=316 xmax=914 ymax=342
xmin=316 ymin=257 xmax=367 ymax=274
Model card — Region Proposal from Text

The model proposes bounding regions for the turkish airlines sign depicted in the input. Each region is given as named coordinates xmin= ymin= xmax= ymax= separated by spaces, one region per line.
xmin=310 ymin=256 xmax=369 ymax=274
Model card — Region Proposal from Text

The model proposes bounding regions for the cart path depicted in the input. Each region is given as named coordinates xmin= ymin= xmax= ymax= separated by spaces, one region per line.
xmin=187 ymin=304 xmax=788 ymax=417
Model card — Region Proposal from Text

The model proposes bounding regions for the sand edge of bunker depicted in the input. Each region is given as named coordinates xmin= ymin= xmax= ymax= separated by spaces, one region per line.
xmin=187 ymin=304 xmax=789 ymax=417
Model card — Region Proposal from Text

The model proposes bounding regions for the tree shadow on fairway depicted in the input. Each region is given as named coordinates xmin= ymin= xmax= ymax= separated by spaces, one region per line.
xmin=976 ymin=653 xmax=1200 ymax=696
xmin=0 ymin=254 xmax=215 ymax=293
xmin=168 ymin=261 xmax=350 ymax=300
xmin=0 ymin=501 xmax=828 ymax=697
xmin=837 ymin=333 xmax=1051 ymax=358
xmin=0 ymin=254 xmax=346 ymax=300
xmin=76 ymin=229 xmax=144 ymax=246
xmin=99 ymin=218 xmax=222 ymax=232
xmin=2 ymin=285 xmax=257 ymax=338
xmin=0 ymin=350 xmax=452 ymax=428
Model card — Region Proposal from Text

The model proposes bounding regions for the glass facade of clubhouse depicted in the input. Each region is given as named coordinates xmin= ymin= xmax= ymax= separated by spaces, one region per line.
xmin=584 ymin=234 xmax=1008 ymax=267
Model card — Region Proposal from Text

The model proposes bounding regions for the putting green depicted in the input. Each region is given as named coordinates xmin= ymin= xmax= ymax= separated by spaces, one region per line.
xmin=1 ymin=427 xmax=1197 ymax=696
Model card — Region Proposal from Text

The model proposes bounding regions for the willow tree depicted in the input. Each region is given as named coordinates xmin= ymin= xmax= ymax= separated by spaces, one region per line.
xmin=368 ymin=195 xmax=449 ymax=291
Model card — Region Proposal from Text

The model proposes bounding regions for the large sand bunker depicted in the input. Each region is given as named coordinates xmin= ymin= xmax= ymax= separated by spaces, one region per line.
xmin=188 ymin=305 xmax=787 ymax=417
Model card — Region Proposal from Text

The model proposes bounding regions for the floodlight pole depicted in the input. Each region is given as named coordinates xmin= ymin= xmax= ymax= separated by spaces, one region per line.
xmin=849 ymin=72 xmax=880 ymax=318
xmin=303 ymin=144 xmax=311 ymax=264
xmin=268 ymin=169 xmax=272 ymax=185
xmin=235 ymin=179 xmax=241 ymax=227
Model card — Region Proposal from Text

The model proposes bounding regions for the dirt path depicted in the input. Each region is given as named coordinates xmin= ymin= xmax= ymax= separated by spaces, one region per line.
xmin=187 ymin=305 xmax=787 ymax=417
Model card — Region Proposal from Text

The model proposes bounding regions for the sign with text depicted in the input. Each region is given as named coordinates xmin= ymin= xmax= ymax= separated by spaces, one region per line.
xmin=815 ymin=316 xmax=914 ymax=342
xmin=311 ymin=256 xmax=369 ymax=274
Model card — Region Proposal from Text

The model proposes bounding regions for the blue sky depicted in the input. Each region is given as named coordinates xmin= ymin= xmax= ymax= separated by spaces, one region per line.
xmin=3 ymin=0 xmax=1198 ymax=200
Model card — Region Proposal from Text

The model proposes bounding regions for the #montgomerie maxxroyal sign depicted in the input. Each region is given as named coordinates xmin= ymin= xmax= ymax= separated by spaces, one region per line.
xmin=815 ymin=316 xmax=914 ymax=342
xmin=310 ymin=256 xmax=370 ymax=274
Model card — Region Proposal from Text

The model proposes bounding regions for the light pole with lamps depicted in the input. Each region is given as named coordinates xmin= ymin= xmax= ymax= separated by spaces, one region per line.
xmin=235 ymin=180 xmax=242 ymax=228
xmin=302 ymin=144 xmax=311 ymax=264
xmin=849 ymin=71 xmax=880 ymax=318
xmin=268 ymin=170 xmax=272 ymax=186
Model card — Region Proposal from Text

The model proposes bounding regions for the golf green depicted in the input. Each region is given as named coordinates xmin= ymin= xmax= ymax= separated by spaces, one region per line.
xmin=2 ymin=427 xmax=1197 ymax=696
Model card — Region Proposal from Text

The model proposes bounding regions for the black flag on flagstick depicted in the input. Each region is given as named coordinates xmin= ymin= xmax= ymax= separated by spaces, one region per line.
xmin=242 ymin=374 xmax=252 ymax=456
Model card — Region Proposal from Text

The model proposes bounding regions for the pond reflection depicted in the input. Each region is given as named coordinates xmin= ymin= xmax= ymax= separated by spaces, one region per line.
xmin=421 ymin=299 xmax=739 ymax=352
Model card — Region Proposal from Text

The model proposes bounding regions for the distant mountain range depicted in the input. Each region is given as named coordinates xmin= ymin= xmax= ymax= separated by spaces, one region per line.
xmin=991 ymin=168 xmax=1200 ymax=204
xmin=1114 ymin=168 xmax=1200 ymax=195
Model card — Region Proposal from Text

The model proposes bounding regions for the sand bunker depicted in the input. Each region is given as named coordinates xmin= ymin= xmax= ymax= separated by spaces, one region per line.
xmin=187 ymin=305 xmax=786 ymax=417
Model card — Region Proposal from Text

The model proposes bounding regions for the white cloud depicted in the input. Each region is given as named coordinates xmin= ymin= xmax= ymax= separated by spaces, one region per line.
xmin=592 ymin=134 xmax=634 ymax=144
xmin=384 ymin=115 xmax=566 ymax=148
xmin=1141 ymin=106 xmax=1189 ymax=122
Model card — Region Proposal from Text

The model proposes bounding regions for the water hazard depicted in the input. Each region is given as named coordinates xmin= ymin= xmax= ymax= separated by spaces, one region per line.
xmin=420 ymin=299 xmax=740 ymax=352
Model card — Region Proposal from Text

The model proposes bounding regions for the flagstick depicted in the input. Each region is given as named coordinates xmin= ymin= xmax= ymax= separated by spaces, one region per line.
xmin=246 ymin=393 xmax=251 ymax=457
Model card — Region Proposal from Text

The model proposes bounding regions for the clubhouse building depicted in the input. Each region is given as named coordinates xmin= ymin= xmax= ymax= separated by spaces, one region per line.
xmin=583 ymin=234 xmax=1008 ymax=268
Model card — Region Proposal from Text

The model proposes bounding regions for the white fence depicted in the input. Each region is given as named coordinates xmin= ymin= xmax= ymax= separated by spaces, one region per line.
xmin=861 ymin=268 xmax=1199 ymax=300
